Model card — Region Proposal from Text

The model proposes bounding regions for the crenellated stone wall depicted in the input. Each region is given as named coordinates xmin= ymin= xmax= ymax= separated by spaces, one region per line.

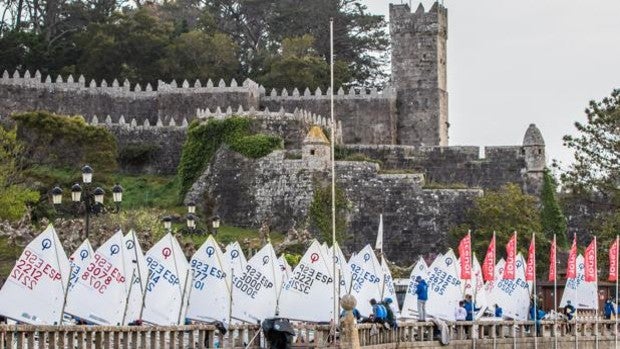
xmin=260 ymin=87 xmax=397 ymax=145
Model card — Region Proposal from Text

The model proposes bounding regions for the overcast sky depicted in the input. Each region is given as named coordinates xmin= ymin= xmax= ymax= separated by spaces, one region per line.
xmin=363 ymin=0 xmax=620 ymax=168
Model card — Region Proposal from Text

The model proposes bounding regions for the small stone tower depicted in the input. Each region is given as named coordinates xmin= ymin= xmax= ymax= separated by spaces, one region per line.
xmin=389 ymin=2 xmax=449 ymax=146
xmin=302 ymin=125 xmax=330 ymax=169
xmin=523 ymin=123 xmax=546 ymax=194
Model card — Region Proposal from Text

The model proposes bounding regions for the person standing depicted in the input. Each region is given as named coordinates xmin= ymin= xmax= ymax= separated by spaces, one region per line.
xmin=564 ymin=300 xmax=576 ymax=333
xmin=414 ymin=276 xmax=428 ymax=321
xmin=455 ymin=301 xmax=467 ymax=321
xmin=464 ymin=294 xmax=480 ymax=321
xmin=494 ymin=304 xmax=503 ymax=318
xmin=604 ymin=297 xmax=616 ymax=320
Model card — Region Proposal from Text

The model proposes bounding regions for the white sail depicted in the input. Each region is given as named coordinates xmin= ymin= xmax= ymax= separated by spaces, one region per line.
xmin=463 ymin=255 xmax=488 ymax=319
xmin=68 ymin=239 xmax=94 ymax=290
xmin=186 ymin=235 xmax=231 ymax=323
xmin=348 ymin=244 xmax=382 ymax=317
xmin=65 ymin=231 xmax=128 ymax=325
xmin=142 ymin=233 xmax=189 ymax=325
xmin=232 ymin=243 xmax=281 ymax=323
xmin=226 ymin=242 xmax=247 ymax=272
xmin=486 ymin=254 xmax=530 ymax=320
xmin=380 ymin=256 xmax=400 ymax=316
xmin=426 ymin=249 xmax=462 ymax=321
xmin=333 ymin=242 xmax=351 ymax=296
xmin=277 ymin=255 xmax=292 ymax=286
xmin=122 ymin=230 xmax=148 ymax=325
xmin=401 ymin=257 xmax=428 ymax=319
xmin=0 ymin=224 xmax=70 ymax=324
xmin=482 ymin=258 xmax=504 ymax=314
xmin=279 ymin=240 xmax=335 ymax=322
xmin=560 ymin=254 xmax=597 ymax=309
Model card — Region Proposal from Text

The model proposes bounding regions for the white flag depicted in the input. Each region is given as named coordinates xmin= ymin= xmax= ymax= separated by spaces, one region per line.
xmin=68 ymin=239 xmax=94 ymax=291
xmin=122 ymin=231 xmax=148 ymax=325
xmin=187 ymin=235 xmax=231 ymax=323
xmin=348 ymin=245 xmax=382 ymax=317
xmin=375 ymin=214 xmax=383 ymax=251
xmin=232 ymin=243 xmax=280 ymax=323
xmin=142 ymin=233 xmax=189 ymax=325
xmin=279 ymin=240 xmax=335 ymax=322
xmin=65 ymin=231 xmax=128 ymax=325
xmin=0 ymin=224 xmax=70 ymax=324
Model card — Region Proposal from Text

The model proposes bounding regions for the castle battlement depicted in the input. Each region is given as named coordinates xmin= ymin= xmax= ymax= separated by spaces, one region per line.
xmin=0 ymin=70 xmax=261 ymax=97
xmin=261 ymin=86 xmax=396 ymax=100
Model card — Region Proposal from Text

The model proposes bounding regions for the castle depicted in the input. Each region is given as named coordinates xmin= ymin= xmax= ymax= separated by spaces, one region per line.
xmin=0 ymin=2 xmax=546 ymax=263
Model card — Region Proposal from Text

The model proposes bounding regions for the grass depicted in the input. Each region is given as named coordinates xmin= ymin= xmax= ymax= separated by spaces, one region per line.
xmin=179 ymin=225 xmax=285 ymax=251
xmin=112 ymin=174 xmax=180 ymax=209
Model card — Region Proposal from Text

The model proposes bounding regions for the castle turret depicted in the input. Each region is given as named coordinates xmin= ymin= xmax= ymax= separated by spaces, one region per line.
xmin=390 ymin=2 xmax=449 ymax=146
xmin=522 ymin=123 xmax=546 ymax=194
xmin=302 ymin=125 xmax=330 ymax=169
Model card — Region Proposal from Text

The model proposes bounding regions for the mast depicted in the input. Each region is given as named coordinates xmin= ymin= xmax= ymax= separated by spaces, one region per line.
xmin=329 ymin=17 xmax=338 ymax=330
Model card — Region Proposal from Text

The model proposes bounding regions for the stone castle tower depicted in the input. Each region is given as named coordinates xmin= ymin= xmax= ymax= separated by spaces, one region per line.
xmin=390 ymin=2 xmax=448 ymax=146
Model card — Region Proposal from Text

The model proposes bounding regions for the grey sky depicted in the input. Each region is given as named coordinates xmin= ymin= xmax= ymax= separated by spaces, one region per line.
xmin=363 ymin=0 xmax=620 ymax=168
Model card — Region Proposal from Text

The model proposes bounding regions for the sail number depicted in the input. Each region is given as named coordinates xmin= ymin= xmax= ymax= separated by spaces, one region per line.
xmin=350 ymin=263 xmax=380 ymax=293
xmin=145 ymin=256 xmax=180 ymax=292
xmin=233 ymin=264 xmax=274 ymax=299
xmin=81 ymin=253 xmax=126 ymax=294
xmin=10 ymin=249 xmax=62 ymax=290
xmin=427 ymin=267 xmax=461 ymax=296
xmin=286 ymin=263 xmax=333 ymax=295
xmin=191 ymin=259 xmax=226 ymax=290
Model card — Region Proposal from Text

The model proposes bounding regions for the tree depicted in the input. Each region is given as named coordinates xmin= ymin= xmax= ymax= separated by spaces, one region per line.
xmin=255 ymin=35 xmax=351 ymax=91
xmin=160 ymin=31 xmax=239 ymax=82
xmin=540 ymin=169 xmax=568 ymax=248
xmin=451 ymin=184 xmax=548 ymax=275
xmin=558 ymin=89 xmax=619 ymax=204
xmin=204 ymin=0 xmax=388 ymax=87
xmin=0 ymin=126 xmax=39 ymax=221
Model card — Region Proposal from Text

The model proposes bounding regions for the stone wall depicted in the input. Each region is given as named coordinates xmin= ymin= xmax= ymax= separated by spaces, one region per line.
xmin=0 ymin=71 xmax=260 ymax=125
xmin=341 ymin=144 xmax=528 ymax=190
xmin=187 ymin=147 xmax=481 ymax=264
xmin=261 ymin=87 xmax=397 ymax=145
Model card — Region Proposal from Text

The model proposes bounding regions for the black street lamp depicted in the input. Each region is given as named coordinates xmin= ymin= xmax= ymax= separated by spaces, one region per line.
xmin=211 ymin=215 xmax=220 ymax=236
xmin=187 ymin=201 xmax=196 ymax=214
xmin=186 ymin=213 xmax=197 ymax=234
xmin=49 ymin=165 xmax=122 ymax=239
xmin=162 ymin=216 xmax=172 ymax=233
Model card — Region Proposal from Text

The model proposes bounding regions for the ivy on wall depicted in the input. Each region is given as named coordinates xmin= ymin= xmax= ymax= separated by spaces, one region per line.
xmin=177 ymin=116 xmax=283 ymax=198
xmin=308 ymin=182 xmax=350 ymax=244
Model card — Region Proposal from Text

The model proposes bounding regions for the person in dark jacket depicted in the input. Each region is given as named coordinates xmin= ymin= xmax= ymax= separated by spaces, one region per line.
xmin=414 ymin=276 xmax=428 ymax=321
xmin=381 ymin=298 xmax=397 ymax=329
xmin=604 ymin=298 xmax=616 ymax=320
xmin=494 ymin=304 xmax=503 ymax=318
xmin=463 ymin=294 xmax=480 ymax=321
xmin=564 ymin=300 xmax=576 ymax=333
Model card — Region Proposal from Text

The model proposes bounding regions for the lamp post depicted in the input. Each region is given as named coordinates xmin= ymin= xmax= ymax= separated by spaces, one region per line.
xmin=211 ymin=215 xmax=220 ymax=236
xmin=186 ymin=214 xmax=197 ymax=234
xmin=50 ymin=165 xmax=122 ymax=239
xmin=162 ymin=216 xmax=172 ymax=234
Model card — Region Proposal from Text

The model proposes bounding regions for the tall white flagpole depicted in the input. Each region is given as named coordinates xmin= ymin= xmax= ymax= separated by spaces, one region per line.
xmin=330 ymin=17 xmax=338 ymax=333
xmin=553 ymin=234 xmax=558 ymax=349
xmin=469 ymin=231 xmax=476 ymax=348
xmin=615 ymin=235 xmax=619 ymax=349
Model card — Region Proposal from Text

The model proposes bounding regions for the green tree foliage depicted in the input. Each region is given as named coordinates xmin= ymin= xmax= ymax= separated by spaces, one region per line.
xmin=1 ymin=0 xmax=387 ymax=88
xmin=12 ymin=111 xmax=118 ymax=173
xmin=160 ymin=31 xmax=239 ymax=82
xmin=308 ymin=184 xmax=350 ymax=245
xmin=255 ymin=35 xmax=351 ymax=91
xmin=558 ymin=89 xmax=619 ymax=204
xmin=0 ymin=126 xmax=40 ymax=221
xmin=452 ymin=184 xmax=548 ymax=274
xmin=540 ymin=169 xmax=568 ymax=248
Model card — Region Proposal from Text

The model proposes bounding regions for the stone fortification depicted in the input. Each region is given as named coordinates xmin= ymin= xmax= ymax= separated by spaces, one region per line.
xmin=0 ymin=70 xmax=260 ymax=125
xmin=186 ymin=145 xmax=481 ymax=264
xmin=340 ymin=125 xmax=544 ymax=194
xmin=260 ymin=87 xmax=396 ymax=145
xmin=81 ymin=105 xmax=340 ymax=174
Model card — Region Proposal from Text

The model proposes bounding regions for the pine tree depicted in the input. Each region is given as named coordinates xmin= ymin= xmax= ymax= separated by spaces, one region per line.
xmin=540 ymin=169 xmax=568 ymax=248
